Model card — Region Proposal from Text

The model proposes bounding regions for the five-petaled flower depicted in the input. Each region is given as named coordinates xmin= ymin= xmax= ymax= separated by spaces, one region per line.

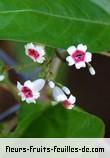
xmin=52 ymin=86 xmax=76 ymax=109
xmin=17 ymin=79 xmax=45 ymax=104
xmin=66 ymin=44 xmax=92 ymax=69
xmin=25 ymin=43 xmax=46 ymax=63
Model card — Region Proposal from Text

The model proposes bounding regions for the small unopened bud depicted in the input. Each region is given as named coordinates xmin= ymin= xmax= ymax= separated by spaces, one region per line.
xmin=89 ymin=67 xmax=96 ymax=75
xmin=62 ymin=86 xmax=70 ymax=95
xmin=0 ymin=75 xmax=5 ymax=81
xmin=48 ymin=81 xmax=55 ymax=89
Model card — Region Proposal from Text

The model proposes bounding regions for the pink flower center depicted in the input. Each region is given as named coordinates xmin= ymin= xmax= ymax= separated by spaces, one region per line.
xmin=63 ymin=100 xmax=71 ymax=108
xmin=72 ymin=50 xmax=85 ymax=63
xmin=28 ymin=49 xmax=40 ymax=59
xmin=21 ymin=86 xmax=33 ymax=98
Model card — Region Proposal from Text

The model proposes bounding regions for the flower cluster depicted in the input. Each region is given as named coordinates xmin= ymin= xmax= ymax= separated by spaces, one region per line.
xmin=16 ymin=42 xmax=96 ymax=109
xmin=17 ymin=79 xmax=76 ymax=110
xmin=24 ymin=42 xmax=95 ymax=76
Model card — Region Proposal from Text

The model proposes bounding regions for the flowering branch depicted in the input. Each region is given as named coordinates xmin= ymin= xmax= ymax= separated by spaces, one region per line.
xmin=0 ymin=42 xmax=97 ymax=110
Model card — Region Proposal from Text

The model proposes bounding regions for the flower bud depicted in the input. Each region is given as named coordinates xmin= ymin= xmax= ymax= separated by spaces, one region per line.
xmin=89 ymin=67 xmax=96 ymax=75
xmin=48 ymin=81 xmax=55 ymax=89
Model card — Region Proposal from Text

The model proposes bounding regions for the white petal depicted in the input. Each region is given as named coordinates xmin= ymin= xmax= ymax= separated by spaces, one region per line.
xmin=56 ymin=95 xmax=67 ymax=102
xmin=33 ymin=79 xmax=45 ymax=92
xmin=25 ymin=43 xmax=35 ymax=50
xmin=37 ymin=56 xmax=45 ymax=63
xmin=35 ymin=44 xmax=45 ymax=51
xmin=17 ymin=81 xmax=22 ymax=91
xmin=89 ymin=67 xmax=96 ymax=75
xmin=66 ymin=56 xmax=75 ymax=66
xmin=52 ymin=86 xmax=67 ymax=102
xmin=77 ymin=44 xmax=87 ymax=52
xmin=48 ymin=81 xmax=55 ymax=89
xmin=39 ymin=50 xmax=45 ymax=56
xmin=33 ymin=91 xmax=40 ymax=99
xmin=24 ymin=80 xmax=33 ymax=89
xmin=68 ymin=95 xmax=76 ymax=104
xmin=85 ymin=52 xmax=92 ymax=62
xmin=0 ymin=75 xmax=5 ymax=81
xmin=67 ymin=46 xmax=76 ymax=55
xmin=62 ymin=86 xmax=70 ymax=95
xmin=35 ymin=45 xmax=45 ymax=56
xmin=75 ymin=62 xmax=86 ymax=69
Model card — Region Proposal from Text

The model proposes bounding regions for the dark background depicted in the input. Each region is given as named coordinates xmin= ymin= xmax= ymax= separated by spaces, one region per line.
xmin=67 ymin=54 xmax=110 ymax=137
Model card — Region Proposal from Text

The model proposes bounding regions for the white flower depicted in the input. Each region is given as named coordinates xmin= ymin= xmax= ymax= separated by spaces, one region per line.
xmin=0 ymin=75 xmax=5 ymax=81
xmin=89 ymin=66 xmax=96 ymax=75
xmin=25 ymin=43 xmax=46 ymax=63
xmin=66 ymin=44 xmax=92 ymax=69
xmin=17 ymin=79 xmax=45 ymax=104
xmin=48 ymin=81 xmax=55 ymax=89
xmin=52 ymin=86 xmax=76 ymax=109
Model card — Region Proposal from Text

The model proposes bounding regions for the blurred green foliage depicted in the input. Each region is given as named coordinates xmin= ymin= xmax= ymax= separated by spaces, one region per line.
xmin=0 ymin=0 xmax=110 ymax=51
xmin=9 ymin=102 xmax=105 ymax=138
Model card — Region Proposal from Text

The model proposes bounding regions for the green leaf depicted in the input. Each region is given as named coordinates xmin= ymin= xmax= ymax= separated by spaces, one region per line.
xmin=0 ymin=0 xmax=110 ymax=51
xmin=10 ymin=102 xmax=46 ymax=137
xmin=12 ymin=104 xmax=105 ymax=138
